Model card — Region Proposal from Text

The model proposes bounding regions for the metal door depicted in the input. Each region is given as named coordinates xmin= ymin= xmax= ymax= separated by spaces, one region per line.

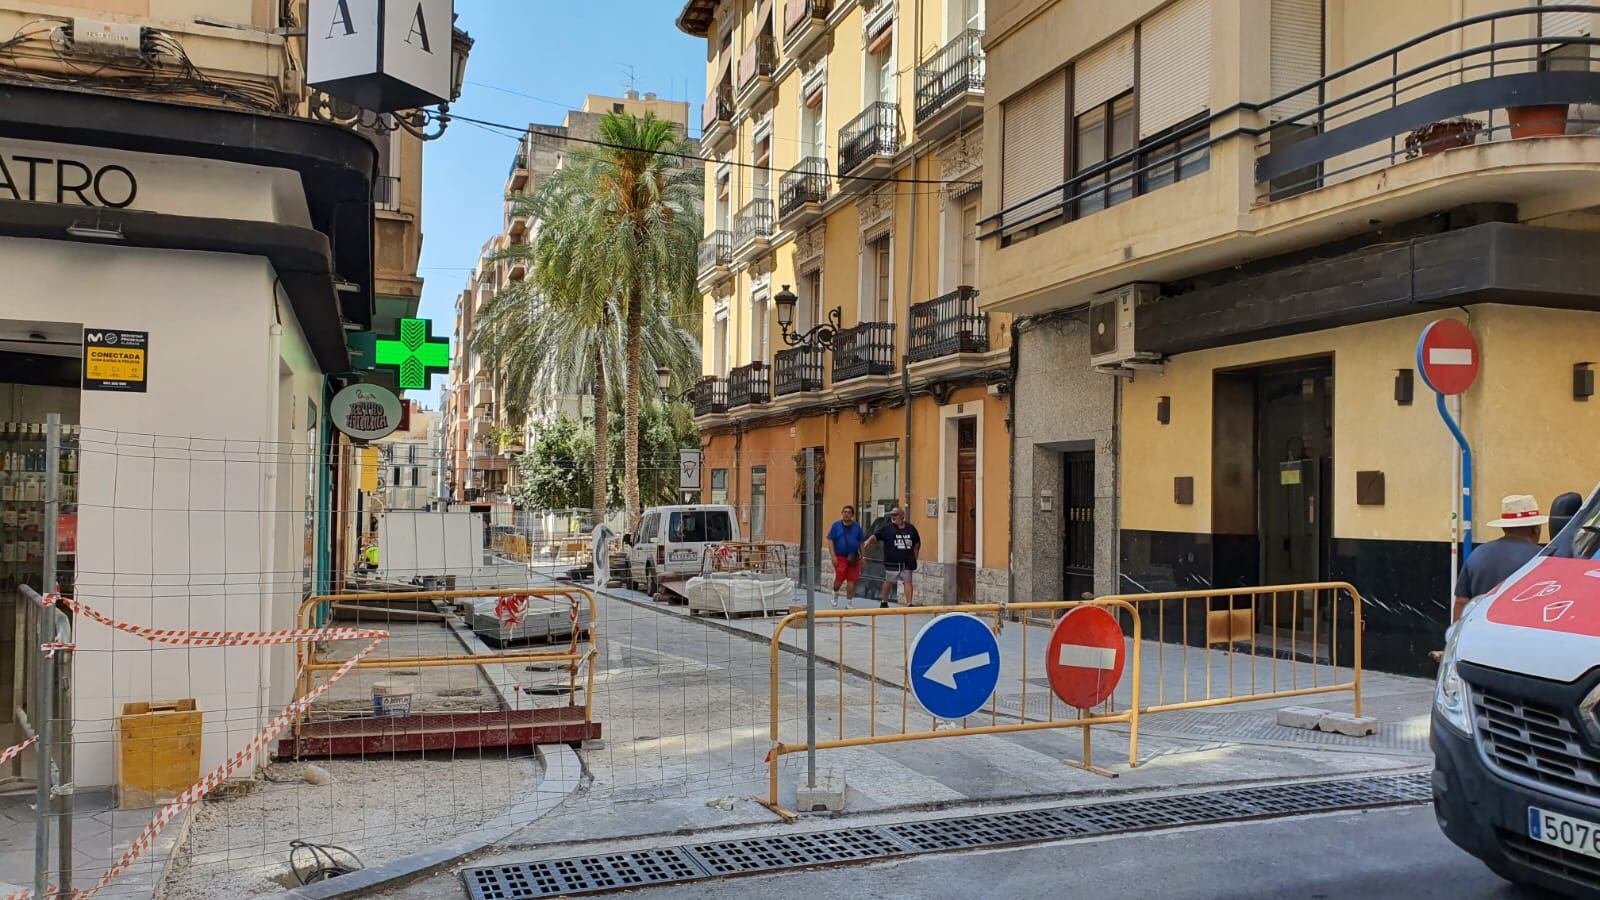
xmin=1062 ymin=451 xmax=1095 ymax=601
xmin=956 ymin=420 xmax=977 ymax=602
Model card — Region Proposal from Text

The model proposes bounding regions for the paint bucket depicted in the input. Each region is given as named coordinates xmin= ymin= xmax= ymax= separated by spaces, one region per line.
xmin=371 ymin=680 xmax=414 ymax=718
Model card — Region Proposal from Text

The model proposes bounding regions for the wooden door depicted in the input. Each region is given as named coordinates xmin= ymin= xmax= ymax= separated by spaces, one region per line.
xmin=956 ymin=419 xmax=977 ymax=602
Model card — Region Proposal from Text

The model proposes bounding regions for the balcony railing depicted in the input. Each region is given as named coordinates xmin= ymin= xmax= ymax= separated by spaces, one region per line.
xmin=909 ymin=286 xmax=988 ymax=362
xmin=733 ymin=199 xmax=774 ymax=247
xmin=774 ymin=346 xmax=824 ymax=396
xmin=737 ymin=33 xmax=777 ymax=90
xmin=698 ymin=230 xmax=732 ymax=275
xmin=508 ymin=153 xmax=527 ymax=178
xmin=727 ymin=361 xmax=771 ymax=408
xmin=839 ymin=102 xmax=900 ymax=176
xmin=374 ymin=174 xmax=400 ymax=211
xmin=691 ymin=376 xmax=729 ymax=416
xmin=916 ymin=29 xmax=985 ymax=123
xmin=778 ymin=157 xmax=830 ymax=218
xmin=831 ymin=322 xmax=896 ymax=382
xmin=785 ymin=0 xmax=832 ymax=36
xmin=702 ymin=81 xmax=734 ymax=133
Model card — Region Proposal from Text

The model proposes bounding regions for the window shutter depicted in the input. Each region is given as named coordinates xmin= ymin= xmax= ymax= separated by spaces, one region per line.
xmin=1269 ymin=0 xmax=1323 ymax=121
xmin=1074 ymin=31 xmax=1135 ymax=114
xmin=1542 ymin=1 xmax=1594 ymax=39
xmin=1139 ymin=0 xmax=1213 ymax=137
xmin=1002 ymin=70 xmax=1067 ymax=227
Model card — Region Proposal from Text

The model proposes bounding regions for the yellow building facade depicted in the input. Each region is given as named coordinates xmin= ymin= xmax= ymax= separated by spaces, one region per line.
xmin=677 ymin=0 xmax=1010 ymax=603
xmin=984 ymin=0 xmax=1600 ymax=673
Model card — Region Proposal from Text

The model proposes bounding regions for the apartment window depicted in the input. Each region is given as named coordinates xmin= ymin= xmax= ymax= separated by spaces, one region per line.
xmin=392 ymin=466 xmax=401 ymax=485
xmin=613 ymin=102 xmax=625 ymax=113
xmin=866 ymin=235 xmax=892 ymax=322
xmin=753 ymin=135 xmax=772 ymax=200
xmin=856 ymin=440 xmax=899 ymax=529
xmin=751 ymin=293 xmax=770 ymax=364
xmin=713 ymin=313 xmax=730 ymax=377
xmin=941 ymin=194 xmax=981 ymax=291
xmin=750 ymin=467 xmax=767 ymax=542
xmin=716 ymin=174 xmax=731 ymax=231
xmin=799 ymin=269 xmax=823 ymax=331
xmin=1138 ymin=0 xmax=1213 ymax=192
xmin=866 ymin=22 xmax=895 ymax=105
xmin=801 ymin=89 xmax=826 ymax=157
xmin=962 ymin=0 xmax=983 ymax=32
xmin=1139 ymin=114 xmax=1212 ymax=193
xmin=1000 ymin=70 xmax=1068 ymax=233
xmin=410 ymin=467 xmax=420 ymax=487
xmin=1074 ymin=92 xmax=1135 ymax=216
xmin=960 ymin=197 xmax=979 ymax=288
xmin=711 ymin=468 xmax=729 ymax=505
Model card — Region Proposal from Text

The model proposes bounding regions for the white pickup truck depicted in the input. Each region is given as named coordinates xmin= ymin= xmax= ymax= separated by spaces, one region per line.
xmin=1433 ymin=485 xmax=1600 ymax=897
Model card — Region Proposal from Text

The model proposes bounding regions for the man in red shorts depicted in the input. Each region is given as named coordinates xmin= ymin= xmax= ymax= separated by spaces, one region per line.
xmin=826 ymin=504 xmax=866 ymax=608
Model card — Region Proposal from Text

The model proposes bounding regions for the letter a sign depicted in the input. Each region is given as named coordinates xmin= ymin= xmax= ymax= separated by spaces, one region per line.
xmin=307 ymin=0 xmax=453 ymax=113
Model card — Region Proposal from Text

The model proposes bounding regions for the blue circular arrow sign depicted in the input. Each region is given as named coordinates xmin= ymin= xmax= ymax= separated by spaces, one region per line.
xmin=909 ymin=612 xmax=1002 ymax=720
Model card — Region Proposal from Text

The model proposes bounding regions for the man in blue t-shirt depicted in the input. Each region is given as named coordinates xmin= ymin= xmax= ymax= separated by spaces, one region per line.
xmin=863 ymin=506 xmax=921 ymax=608
xmin=826 ymin=505 xmax=866 ymax=608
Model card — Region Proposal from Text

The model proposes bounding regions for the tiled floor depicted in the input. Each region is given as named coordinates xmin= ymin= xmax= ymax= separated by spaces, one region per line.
xmin=0 ymin=783 xmax=189 ymax=897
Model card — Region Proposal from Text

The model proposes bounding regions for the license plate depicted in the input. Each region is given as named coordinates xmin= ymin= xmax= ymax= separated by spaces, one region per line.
xmin=1529 ymin=806 xmax=1600 ymax=859
xmin=670 ymin=549 xmax=697 ymax=562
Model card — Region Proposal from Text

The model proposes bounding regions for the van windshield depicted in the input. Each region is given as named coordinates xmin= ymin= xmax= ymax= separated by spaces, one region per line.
xmin=1546 ymin=495 xmax=1600 ymax=560
xmin=669 ymin=510 xmax=733 ymax=542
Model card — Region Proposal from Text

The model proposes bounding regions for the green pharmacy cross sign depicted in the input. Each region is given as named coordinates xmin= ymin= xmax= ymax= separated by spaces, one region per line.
xmin=374 ymin=317 xmax=449 ymax=390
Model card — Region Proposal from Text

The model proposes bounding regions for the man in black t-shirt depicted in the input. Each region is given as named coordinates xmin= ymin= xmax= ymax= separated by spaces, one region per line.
xmin=863 ymin=506 xmax=921 ymax=608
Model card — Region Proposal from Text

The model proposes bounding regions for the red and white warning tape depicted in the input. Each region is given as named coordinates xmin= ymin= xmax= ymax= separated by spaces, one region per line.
xmin=5 ymin=593 xmax=389 ymax=900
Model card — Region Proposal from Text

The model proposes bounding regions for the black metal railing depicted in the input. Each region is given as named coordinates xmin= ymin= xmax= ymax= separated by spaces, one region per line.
xmin=785 ymin=0 xmax=832 ymax=37
xmin=703 ymin=82 xmax=734 ymax=132
xmin=839 ymin=102 xmax=900 ymax=175
xmin=508 ymin=153 xmax=527 ymax=177
xmin=909 ymin=286 xmax=987 ymax=362
xmin=698 ymin=230 xmax=732 ymax=274
xmin=692 ymin=377 xmax=729 ymax=416
xmin=984 ymin=6 xmax=1600 ymax=238
xmin=734 ymin=199 xmax=774 ymax=246
xmin=774 ymin=346 xmax=824 ymax=396
xmin=373 ymin=174 xmax=400 ymax=211
xmin=831 ymin=322 xmax=896 ymax=382
xmin=738 ymin=33 xmax=777 ymax=90
xmin=778 ymin=157 xmax=830 ymax=218
xmin=916 ymin=29 xmax=985 ymax=123
xmin=727 ymin=361 xmax=772 ymax=407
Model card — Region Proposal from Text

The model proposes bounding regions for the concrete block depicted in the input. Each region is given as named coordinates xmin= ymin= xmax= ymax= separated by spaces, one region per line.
xmin=795 ymin=769 xmax=847 ymax=813
xmin=1318 ymin=712 xmax=1379 ymax=737
xmin=1275 ymin=706 xmax=1331 ymax=731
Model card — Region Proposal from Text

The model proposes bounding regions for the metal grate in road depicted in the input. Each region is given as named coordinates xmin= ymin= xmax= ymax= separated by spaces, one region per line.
xmin=461 ymin=772 xmax=1431 ymax=899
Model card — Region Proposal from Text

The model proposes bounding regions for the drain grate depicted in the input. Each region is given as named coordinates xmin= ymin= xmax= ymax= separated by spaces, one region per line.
xmin=461 ymin=772 xmax=1431 ymax=899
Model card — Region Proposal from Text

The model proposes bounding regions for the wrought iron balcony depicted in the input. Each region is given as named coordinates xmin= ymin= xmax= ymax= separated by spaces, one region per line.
xmin=909 ymin=286 xmax=988 ymax=362
xmin=737 ymin=33 xmax=777 ymax=92
xmin=831 ymin=322 xmax=896 ymax=382
xmin=698 ymin=230 xmax=732 ymax=276
xmin=915 ymin=29 xmax=985 ymax=125
xmin=733 ymin=198 xmax=774 ymax=249
xmin=727 ymin=361 xmax=772 ymax=408
xmin=774 ymin=346 xmax=824 ymax=396
xmin=778 ymin=157 xmax=830 ymax=221
xmin=691 ymin=376 xmax=729 ymax=417
xmin=785 ymin=0 xmax=832 ymax=40
xmin=702 ymin=81 xmax=734 ymax=134
xmin=839 ymin=102 xmax=900 ymax=177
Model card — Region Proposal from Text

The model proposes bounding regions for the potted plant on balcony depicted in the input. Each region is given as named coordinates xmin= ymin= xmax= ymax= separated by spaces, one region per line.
xmin=1506 ymin=102 xmax=1570 ymax=138
xmin=1403 ymin=117 xmax=1484 ymax=158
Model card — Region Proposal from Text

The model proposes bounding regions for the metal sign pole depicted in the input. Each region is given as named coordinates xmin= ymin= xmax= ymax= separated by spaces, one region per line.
xmin=804 ymin=447 xmax=817 ymax=790
xmin=44 ymin=415 xmax=71 ymax=895
xmin=33 ymin=413 xmax=60 ymax=898
xmin=1434 ymin=392 xmax=1474 ymax=560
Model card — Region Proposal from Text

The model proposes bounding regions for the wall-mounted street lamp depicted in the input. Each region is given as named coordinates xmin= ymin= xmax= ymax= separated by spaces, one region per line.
xmin=658 ymin=366 xmax=698 ymax=402
xmin=774 ymin=284 xmax=843 ymax=350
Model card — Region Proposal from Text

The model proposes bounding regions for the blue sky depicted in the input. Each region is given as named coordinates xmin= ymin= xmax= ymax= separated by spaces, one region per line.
xmin=413 ymin=0 xmax=705 ymax=407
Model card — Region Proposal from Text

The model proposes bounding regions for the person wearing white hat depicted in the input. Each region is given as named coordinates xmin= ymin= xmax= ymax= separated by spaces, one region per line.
xmin=1451 ymin=494 xmax=1548 ymax=622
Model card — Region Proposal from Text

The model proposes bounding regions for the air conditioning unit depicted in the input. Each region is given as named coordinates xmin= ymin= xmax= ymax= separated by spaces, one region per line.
xmin=1088 ymin=283 xmax=1161 ymax=369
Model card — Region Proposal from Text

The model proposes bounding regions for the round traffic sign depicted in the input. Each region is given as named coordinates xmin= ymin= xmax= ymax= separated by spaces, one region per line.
xmin=1045 ymin=606 xmax=1126 ymax=710
xmin=909 ymin=612 xmax=1001 ymax=721
xmin=1416 ymin=319 xmax=1480 ymax=396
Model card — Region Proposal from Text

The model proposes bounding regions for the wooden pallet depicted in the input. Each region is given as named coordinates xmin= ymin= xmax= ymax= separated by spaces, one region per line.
xmin=278 ymin=707 xmax=600 ymax=758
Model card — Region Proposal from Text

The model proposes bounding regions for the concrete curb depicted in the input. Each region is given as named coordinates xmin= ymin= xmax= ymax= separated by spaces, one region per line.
xmin=283 ymin=743 xmax=584 ymax=899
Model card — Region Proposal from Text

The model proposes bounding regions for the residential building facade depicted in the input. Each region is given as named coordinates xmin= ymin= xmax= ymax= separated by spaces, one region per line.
xmin=443 ymin=92 xmax=693 ymax=506
xmin=677 ymin=0 xmax=1009 ymax=603
xmin=985 ymin=0 xmax=1600 ymax=673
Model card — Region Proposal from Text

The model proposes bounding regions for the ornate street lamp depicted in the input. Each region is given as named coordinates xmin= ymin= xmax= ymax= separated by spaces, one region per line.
xmin=309 ymin=24 xmax=475 ymax=142
xmin=775 ymin=284 xmax=842 ymax=350
xmin=658 ymin=366 xmax=697 ymax=402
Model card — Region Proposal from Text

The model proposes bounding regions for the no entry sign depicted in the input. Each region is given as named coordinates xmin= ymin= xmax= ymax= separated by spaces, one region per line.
xmin=1045 ymin=606 xmax=1126 ymax=710
xmin=1417 ymin=319 xmax=1480 ymax=396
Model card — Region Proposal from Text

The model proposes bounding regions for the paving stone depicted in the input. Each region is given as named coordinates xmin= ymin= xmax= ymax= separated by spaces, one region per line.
xmin=1275 ymin=706 xmax=1330 ymax=730
xmin=1318 ymin=712 xmax=1379 ymax=737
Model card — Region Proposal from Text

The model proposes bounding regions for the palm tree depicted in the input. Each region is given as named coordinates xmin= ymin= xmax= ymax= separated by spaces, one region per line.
xmin=473 ymin=138 xmax=701 ymax=518
xmin=523 ymin=112 xmax=702 ymax=526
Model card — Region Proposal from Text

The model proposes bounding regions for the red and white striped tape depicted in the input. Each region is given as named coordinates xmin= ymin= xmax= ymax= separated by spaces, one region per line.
xmin=7 ymin=593 xmax=389 ymax=900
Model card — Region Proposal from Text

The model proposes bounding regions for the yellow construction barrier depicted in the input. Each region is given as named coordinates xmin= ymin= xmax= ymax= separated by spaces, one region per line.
xmin=761 ymin=582 xmax=1365 ymax=820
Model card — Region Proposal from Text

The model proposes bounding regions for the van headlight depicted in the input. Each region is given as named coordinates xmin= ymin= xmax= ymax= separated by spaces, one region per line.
xmin=1434 ymin=628 xmax=1473 ymax=736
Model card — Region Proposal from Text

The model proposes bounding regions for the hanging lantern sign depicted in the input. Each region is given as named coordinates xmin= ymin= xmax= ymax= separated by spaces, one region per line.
xmin=307 ymin=0 xmax=454 ymax=113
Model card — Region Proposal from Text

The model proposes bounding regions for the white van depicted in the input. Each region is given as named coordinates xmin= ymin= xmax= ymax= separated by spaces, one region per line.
xmin=625 ymin=505 xmax=740 ymax=594
xmin=1433 ymin=484 xmax=1600 ymax=897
